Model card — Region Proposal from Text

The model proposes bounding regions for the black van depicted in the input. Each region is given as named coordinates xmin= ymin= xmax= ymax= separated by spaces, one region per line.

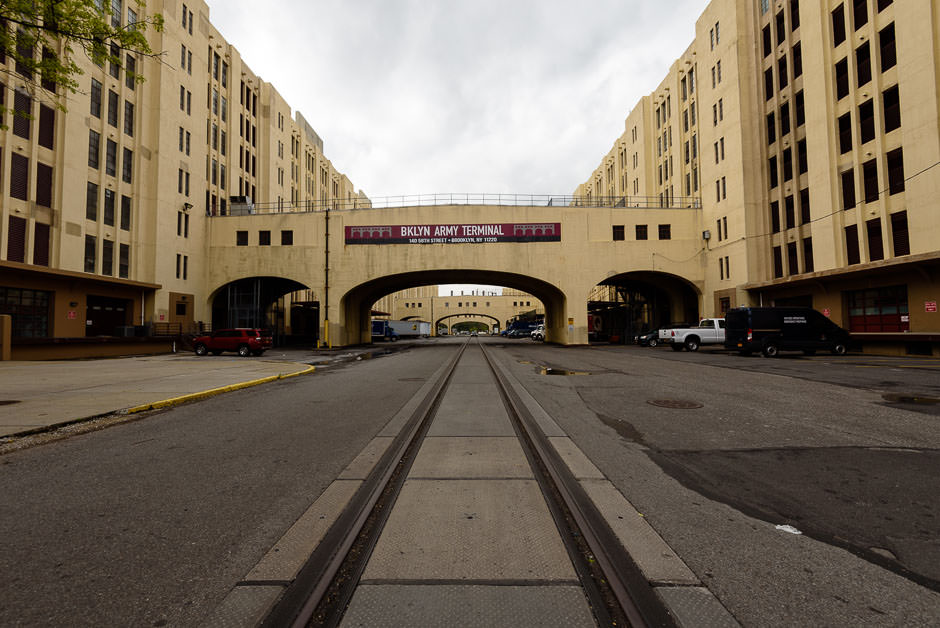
xmin=724 ymin=307 xmax=850 ymax=357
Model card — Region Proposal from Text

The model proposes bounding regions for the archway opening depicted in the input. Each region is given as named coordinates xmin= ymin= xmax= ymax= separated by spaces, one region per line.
xmin=209 ymin=277 xmax=315 ymax=346
xmin=588 ymin=271 xmax=699 ymax=343
xmin=340 ymin=270 xmax=563 ymax=345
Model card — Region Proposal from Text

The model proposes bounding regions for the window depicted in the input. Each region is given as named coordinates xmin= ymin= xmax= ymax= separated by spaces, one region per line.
xmin=780 ymin=102 xmax=791 ymax=136
xmin=859 ymin=99 xmax=875 ymax=144
xmin=764 ymin=67 xmax=774 ymax=101
xmin=175 ymin=254 xmax=181 ymax=279
xmin=236 ymin=231 xmax=248 ymax=246
xmin=0 ymin=287 xmax=51 ymax=338
xmin=119 ymin=244 xmax=129 ymax=278
xmin=800 ymin=188 xmax=811 ymax=224
xmin=84 ymin=235 xmax=97 ymax=272
xmin=771 ymin=201 xmax=781 ymax=233
xmin=862 ymin=159 xmax=879 ymax=203
xmin=86 ymin=182 xmax=98 ymax=220
xmin=122 ymin=148 xmax=133 ymax=183
xmin=762 ymin=25 xmax=772 ymax=58
xmin=856 ymin=42 xmax=872 ymax=87
xmin=109 ymin=42 xmax=120 ymax=78
xmin=790 ymin=0 xmax=801 ymax=30
xmin=797 ymin=139 xmax=808 ymax=174
xmin=778 ymin=55 xmax=788 ymax=89
xmin=886 ymin=148 xmax=905 ymax=195
xmin=90 ymin=78 xmax=102 ymax=117
xmin=783 ymin=148 xmax=794 ymax=182
xmin=124 ymin=101 xmax=134 ymax=136
xmin=635 ymin=224 xmax=648 ymax=240
xmin=33 ymin=223 xmax=50 ymax=266
xmin=612 ymin=225 xmax=625 ymax=241
xmin=766 ymin=111 xmax=776 ymax=144
xmin=890 ymin=211 xmax=909 ymax=256
xmin=787 ymin=241 xmax=798 ymax=275
xmin=104 ymin=189 xmax=115 ymax=226
xmin=776 ymin=10 xmax=786 ymax=45
xmin=769 ymin=156 xmax=779 ymax=188
xmin=107 ymin=90 xmax=119 ymax=127
xmin=35 ymin=163 xmax=52 ymax=207
xmin=658 ymin=224 xmax=671 ymax=240
xmin=838 ymin=112 xmax=852 ymax=154
xmin=88 ymin=130 xmax=101 ymax=170
xmin=281 ymin=230 xmax=293 ymax=245
xmin=833 ymin=4 xmax=846 ymax=46
xmin=105 ymin=139 xmax=117 ymax=176
xmin=877 ymin=23 xmax=897 ymax=73
xmin=102 ymin=239 xmax=113 ymax=276
xmin=802 ymin=237 xmax=814 ymax=272
xmin=835 ymin=58 xmax=849 ymax=100
xmin=10 ymin=153 xmax=28 ymax=200
xmin=785 ymin=195 xmax=796 ymax=229
xmin=841 ymin=169 xmax=856 ymax=209
xmin=13 ymin=90 xmax=31 ymax=138
xmin=795 ymin=90 xmax=805 ymax=126
xmin=259 ymin=230 xmax=271 ymax=246
xmin=793 ymin=42 xmax=802 ymax=78
xmin=120 ymin=195 xmax=131 ymax=230
xmin=773 ymin=246 xmax=783 ymax=278
xmin=845 ymin=224 xmax=860 ymax=264
xmin=883 ymin=85 xmax=900 ymax=132
xmin=126 ymin=54 xmax=136 ymax=90
xmin=877 ymin=0 xmax=893 ymax=10
xmin=867 ymin=218 xmax=884 ymax=261
xmin=847 ymin=285 xmax=909 ymax=332
xmin=853 ymin=0 xmax=868 ymax=30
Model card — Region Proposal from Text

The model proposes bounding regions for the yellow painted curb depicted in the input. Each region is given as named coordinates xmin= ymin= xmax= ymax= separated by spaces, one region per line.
xmin=122 ymin=364 xmax=315 ymax=414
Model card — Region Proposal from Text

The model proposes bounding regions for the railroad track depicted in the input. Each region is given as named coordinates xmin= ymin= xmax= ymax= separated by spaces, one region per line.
xmin=260 ymin=339 xmax=676 ymax=627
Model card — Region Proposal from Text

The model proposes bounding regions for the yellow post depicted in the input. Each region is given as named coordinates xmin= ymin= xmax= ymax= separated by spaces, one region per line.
xmin=0 ymin=315 xmax=11 ymax=361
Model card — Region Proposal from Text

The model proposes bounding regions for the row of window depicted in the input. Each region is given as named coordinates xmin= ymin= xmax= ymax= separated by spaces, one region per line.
xmin=837 ymin=85 xmax=900 ymax=154
xmin=5 ymin=216 xmax=50 ymax=267
xmin=7 ymin=152 xmax=54 ymax=208
xmin=832 ymin=0 xmax=893 ymax=49
xmin=235 ymin=230 xmax=294 ymax=246
xmin=83 ymin=234 xmax=130 ymax=278
xmin=833 ymin=24 xmax=895 ymax=101
xmin=91 ymin=79 xmax=135 ymax=136
xmin=840 ymin=147 xmax=904 ymax=209
xmin=611 ymin=224 xmax=672 ymax=241
xmin=88 ymin=130 xmax=133 ymax=182
xmin=0 ymin=287 xmax=51 ymax=338
xmin=85 ymin=182 xmax=132 ymax=230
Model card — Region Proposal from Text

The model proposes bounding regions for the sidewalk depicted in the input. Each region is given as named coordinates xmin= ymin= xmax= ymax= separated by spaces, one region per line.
xmin=0 ymin=347 xmax=375 ymax=439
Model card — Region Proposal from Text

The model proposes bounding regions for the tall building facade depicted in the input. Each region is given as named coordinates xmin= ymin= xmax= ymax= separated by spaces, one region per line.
xmin=0 ymin=0 xmax=366 ymax=351
xmin=577 ymin=0 xmax=939 ymax=353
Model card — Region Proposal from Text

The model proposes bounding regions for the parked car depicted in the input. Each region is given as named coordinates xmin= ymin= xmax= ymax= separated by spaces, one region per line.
xmin=193 ymin=328 xmax=273 ymax=357
xmin=634 ymin=329 xmax=659 ymax=347
xmin=724 ymin=307 xmax=849 ymax=357
xmin=531 ymin=324 xmax=545 ymax=341
xmin=660 ymin=318 xmax=726 ymax=351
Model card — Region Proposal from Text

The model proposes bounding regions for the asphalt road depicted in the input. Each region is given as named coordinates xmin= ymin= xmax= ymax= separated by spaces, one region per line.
xmin=1 ymin=338 xmax=938 ymax=627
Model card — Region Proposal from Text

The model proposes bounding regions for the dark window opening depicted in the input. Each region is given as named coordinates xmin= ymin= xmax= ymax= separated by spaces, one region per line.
xmin=236 ymin=231 xmax=248 ymax=246
xmin=612 ymin=225 xmax=625 ymax=241
xmin=803 ymin=237 xmax=814 ymax=272
xmin=787 ymin=241 xmax=799 ymax=275
xmin=890 ymin=211 xmax=909 ymax=256
xmin=883 ymin=85 xmax=900 ymax=133
xmin=833 ymin=5 xmax=847 ymax=46
xmin=841 ymin=169 xmax=856 ymax=209
xmin=856 ymin=42 xmax=872 ymax=87
xmin=838 ymin=112 xmax=852 ymax=154
xmin=867 ymin=217 xmax=884 ymax=261
xmin=859 ymin=99 xmax=875 ymax=144
xmin=773 ymin=246 xmax=783 ymax=278
xmin=835 ymin=58 xmax=849 ymax=100
xmin=879 ymin=23 xmax=896 ymax=72
xmin=771 ymin=201 xmax=781 ymax=233
xmin=886 ymin=147 xmax=905 ymax=195
xmin=863 ymin=158 xmax=879 ymax=203
xmin=845 ymin=224 xmax=860 ymax=265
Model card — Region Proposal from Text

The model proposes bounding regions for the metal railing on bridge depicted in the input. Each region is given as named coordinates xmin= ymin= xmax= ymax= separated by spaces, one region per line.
xmin=211 ymin=194 xmax=702 ymax=216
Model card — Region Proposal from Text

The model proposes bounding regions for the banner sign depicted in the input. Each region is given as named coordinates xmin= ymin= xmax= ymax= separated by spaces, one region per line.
xmin=345 ymin=223 xmax=561 ymax=245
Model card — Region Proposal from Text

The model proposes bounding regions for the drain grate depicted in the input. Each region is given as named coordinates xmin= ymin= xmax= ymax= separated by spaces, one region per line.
xmin=647 ymin=399 xmax=703 ymax=409
xmin=0 ymin=400 xmax=20 ymax=406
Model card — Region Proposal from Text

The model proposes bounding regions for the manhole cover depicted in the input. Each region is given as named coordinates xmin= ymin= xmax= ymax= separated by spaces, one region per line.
xmin=647 ymin=399 xmax=703 ymax=409
xmin=0 ymin=400 xmax=20 ymax=406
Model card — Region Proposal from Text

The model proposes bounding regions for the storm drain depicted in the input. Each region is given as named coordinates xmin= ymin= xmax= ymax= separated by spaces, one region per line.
xmin=647 ymin=399 xmax=703 ymax=409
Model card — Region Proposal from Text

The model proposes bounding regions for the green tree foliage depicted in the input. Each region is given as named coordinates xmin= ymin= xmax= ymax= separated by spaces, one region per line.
xmin=0 ymin=0 xmax=163 ymax=114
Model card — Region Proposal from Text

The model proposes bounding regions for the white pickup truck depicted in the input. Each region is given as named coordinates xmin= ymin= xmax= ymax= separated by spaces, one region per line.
xmin=659 ymin=318 xmax=726 ymax=351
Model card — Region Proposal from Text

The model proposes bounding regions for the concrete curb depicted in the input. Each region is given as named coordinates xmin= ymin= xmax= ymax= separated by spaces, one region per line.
xmin=122 ymin=364 xmax=316 ymax=414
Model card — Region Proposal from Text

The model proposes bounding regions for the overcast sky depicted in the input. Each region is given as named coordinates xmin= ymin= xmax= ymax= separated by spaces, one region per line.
xmin=210 ymin=0 xmax=706 ymax=198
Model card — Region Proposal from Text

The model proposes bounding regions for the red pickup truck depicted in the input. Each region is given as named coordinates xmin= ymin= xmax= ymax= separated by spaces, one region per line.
xmin=192 ymin=328 xmax=272 ymax=357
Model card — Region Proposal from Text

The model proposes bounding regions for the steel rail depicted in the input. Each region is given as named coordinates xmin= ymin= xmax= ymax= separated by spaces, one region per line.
xmin=480 ymin=343 xmax=677 ymax=628
xmin=260 ymin=341 xmax=468 ymax=628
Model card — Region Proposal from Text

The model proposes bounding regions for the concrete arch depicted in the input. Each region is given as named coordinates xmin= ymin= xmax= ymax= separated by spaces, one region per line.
xmin=590 ymin=270 xmax=701 ymax=339
xmin=435 ymin=313 xmax=502 ymax=333
xmin=206 ymin=276 xmax=312 ymax=337
xmin=339 ymin=270 xmax=567 ymax=345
